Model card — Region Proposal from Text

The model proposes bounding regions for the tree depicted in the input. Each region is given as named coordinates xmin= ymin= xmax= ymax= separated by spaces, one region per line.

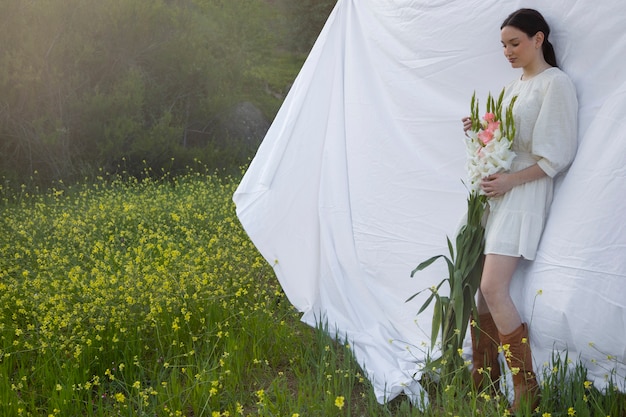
xmin=274 ymin=0 xmax=338 ymax=53
xmin=0 ymin=0 xmax=278 ymax=183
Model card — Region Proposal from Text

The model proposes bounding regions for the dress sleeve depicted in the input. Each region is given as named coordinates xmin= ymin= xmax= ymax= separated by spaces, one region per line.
xmin=532 ymin=72 xmax=578 ymax=177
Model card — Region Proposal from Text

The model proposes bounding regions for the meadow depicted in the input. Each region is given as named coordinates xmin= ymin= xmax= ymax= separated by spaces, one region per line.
xmin=1 ymin=168 xmax=624 ymax=416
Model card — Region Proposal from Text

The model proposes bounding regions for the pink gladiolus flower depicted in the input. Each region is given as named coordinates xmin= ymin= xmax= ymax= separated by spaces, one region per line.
xmin=483 ymin=112 xmax=495 ymax=122
xmin=487 ymin=121 xmax=500 ymax=132
xmin=478 ymin=129 xmax=494 ymax=145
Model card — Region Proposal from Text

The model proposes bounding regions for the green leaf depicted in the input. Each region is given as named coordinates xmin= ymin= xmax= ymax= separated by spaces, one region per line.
xmin=431 ymin=298 xmax=442 ymax=349
xmin=417 ymin=292 xmax=437 ymax=315
xmin=446 ymin=236 xmax=455 ymax=259
xmin=405 ymin=286 xmax=429 ymax=303
xmin=453 ymin=289 xmax=465 ymax=335
xmin=416 ymin=280 xmax=446 ymax=311
xmin=443 ymin=255 xmax=455 ymax=278
xmin=460 ymin=283 xmax=477 ymax=340
xmin=411 ymin=254 xmax=449 ymax=276
xmin=496 ymin=87 xmax=505 ymax=118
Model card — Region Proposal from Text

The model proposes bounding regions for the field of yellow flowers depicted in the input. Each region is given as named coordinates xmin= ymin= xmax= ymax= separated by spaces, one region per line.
xmin=1 ymin=169 xmax=624 ymax=417
xmin=0 ymin=170 xmax=375 ymax=416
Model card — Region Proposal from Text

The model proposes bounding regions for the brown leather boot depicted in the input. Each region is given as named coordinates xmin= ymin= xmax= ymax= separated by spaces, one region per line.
xmin=471 ymin=313 xmax=501 ymax=393
xmin=499 ymin=323 xmax=540 ymax=413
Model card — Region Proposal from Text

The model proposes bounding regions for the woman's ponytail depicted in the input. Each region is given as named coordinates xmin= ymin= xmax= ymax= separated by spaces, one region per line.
xmin=542 ymin=39 xmax=558 ymax=68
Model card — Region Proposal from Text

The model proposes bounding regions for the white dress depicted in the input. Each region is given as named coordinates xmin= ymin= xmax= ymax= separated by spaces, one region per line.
xmin=484 ymin=67 xmax=578 ymax=260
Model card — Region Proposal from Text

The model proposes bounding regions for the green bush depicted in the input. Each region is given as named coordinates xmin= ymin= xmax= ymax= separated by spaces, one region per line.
xmin=274 ymin=0 xmax=338 ymax=53
xmin=0 ymin=0 xmax=336 ymax=185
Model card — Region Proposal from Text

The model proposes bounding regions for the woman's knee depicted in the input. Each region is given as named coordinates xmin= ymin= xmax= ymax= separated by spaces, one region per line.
xmin=480 ymin=254 xmax=519 ymax=304
xmin=479 ymin=278 xmax=506 ymax=305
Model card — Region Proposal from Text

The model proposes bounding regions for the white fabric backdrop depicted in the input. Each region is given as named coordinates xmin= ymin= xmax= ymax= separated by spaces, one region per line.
xmin=233 ymin=0 xmax=626 ymax=405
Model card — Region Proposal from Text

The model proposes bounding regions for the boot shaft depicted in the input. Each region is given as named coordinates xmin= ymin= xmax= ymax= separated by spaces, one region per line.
xmin=471 ymin=313 xmax=501 ymax=391
xmin=499 ymin=322 xmax=535 ymax=382
xmin=499 ymin=322 xmax=540 ymax=412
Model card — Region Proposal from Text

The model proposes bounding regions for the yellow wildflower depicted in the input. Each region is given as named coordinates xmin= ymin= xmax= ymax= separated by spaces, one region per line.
xmin=334 ymin=396 xmax=345 ymax=409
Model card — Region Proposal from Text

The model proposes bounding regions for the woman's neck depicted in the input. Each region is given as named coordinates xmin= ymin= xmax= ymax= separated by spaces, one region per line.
xmin=522 ymin=59 xmax=552 ymax=80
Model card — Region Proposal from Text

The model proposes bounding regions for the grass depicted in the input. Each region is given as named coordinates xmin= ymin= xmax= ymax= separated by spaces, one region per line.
xmin=0 ymin=167 xmax=624 ymax=416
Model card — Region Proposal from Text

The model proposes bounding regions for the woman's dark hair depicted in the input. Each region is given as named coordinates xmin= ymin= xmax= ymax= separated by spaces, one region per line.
xmin=501 ymin=8 xmax=557 ymax=67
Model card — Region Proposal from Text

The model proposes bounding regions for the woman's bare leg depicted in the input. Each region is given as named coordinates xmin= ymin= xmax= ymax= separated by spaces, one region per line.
xmin=479 ymin=254 xmax=522 ymax=335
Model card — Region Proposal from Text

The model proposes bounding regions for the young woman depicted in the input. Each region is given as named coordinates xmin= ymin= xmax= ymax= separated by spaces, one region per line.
xmin=462 ymin=8 xmax=578 ymax=412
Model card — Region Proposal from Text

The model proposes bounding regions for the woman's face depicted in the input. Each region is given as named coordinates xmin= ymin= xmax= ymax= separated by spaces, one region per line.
xmin=500 ymin=25 xmax=542 ymax=69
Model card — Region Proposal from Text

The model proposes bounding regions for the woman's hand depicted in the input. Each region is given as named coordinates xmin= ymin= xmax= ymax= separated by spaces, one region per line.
xmin=482 ymin=164 xmax=548 ymax=198
xmin=461 ymin=116 xmax=472 ymax=133
xmin=481 ymin=172 xmax=515 ymax=198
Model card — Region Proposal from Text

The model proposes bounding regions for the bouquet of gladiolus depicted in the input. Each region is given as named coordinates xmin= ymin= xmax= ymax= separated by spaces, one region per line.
xmin=408 ymin=88 xmax=517 ymax=380
xmin=465 ymin=89 xmax=518 ymax=194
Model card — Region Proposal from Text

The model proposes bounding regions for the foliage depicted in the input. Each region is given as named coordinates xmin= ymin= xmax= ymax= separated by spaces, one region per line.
xmin=408 ymin=192 xmax=486 ymax=380
xmin=0 ymin=0 xmax=335 ymax=186
xmin=539 ymin=351 xmax=626 ymax=417
xmin=469 ymin=88 xmax=517 ymax=140
xmin=0 ymin=172 xmax=624 ymax=415
xmin=0 ymin=168 xmax=369 ymax=416
xmin=273 ymin=0 xmax=338 ymax=53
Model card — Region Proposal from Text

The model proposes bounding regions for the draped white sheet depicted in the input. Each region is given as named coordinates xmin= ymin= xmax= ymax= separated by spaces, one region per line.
xmin=233 ymin=0 xmax=626 ymax=405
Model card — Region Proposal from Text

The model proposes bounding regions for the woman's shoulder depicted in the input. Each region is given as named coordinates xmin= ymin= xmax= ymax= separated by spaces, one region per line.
xmin=538 ymin=67 xmax=577 ymax=95
xmin=543 ymin=67 xmax=574 ymax=84
xmin=503 ymin=67 xmax=575 ymax=97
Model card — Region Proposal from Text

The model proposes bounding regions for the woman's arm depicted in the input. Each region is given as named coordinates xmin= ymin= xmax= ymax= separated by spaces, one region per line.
xmin=481 ymin=164 xmax=547 ymax=197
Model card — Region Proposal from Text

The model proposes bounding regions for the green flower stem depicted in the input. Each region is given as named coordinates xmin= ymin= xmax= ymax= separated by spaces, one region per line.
xmin=409 ymin=192 xmax=486 ymax=378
